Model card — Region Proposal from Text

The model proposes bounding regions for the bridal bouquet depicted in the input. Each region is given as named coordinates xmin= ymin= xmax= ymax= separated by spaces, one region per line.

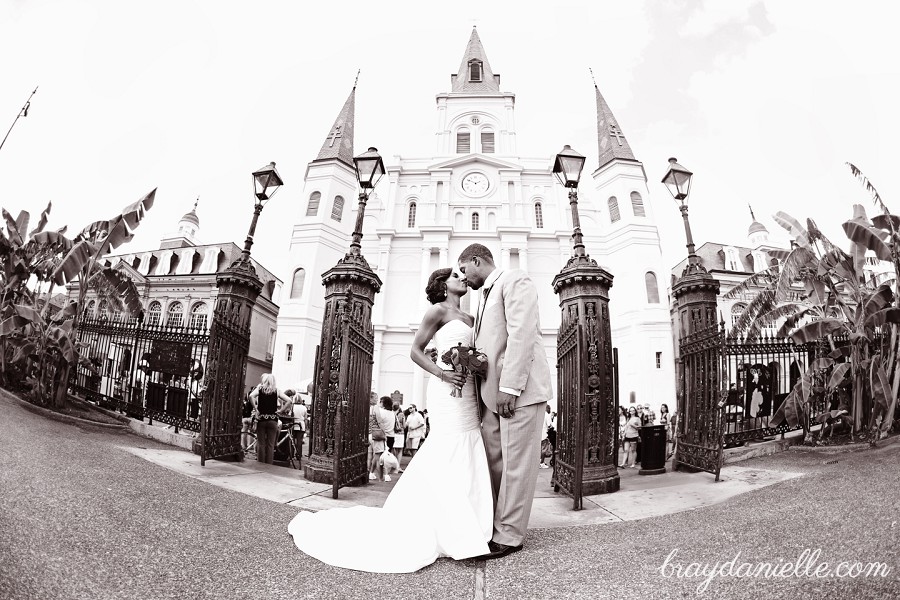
xmin=440 ymin=343 xmax=489 ymax=398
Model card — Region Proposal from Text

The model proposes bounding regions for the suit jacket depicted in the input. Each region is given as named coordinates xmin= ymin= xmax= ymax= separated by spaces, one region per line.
xmin=474 ymin=269 xmax=552 ymax=413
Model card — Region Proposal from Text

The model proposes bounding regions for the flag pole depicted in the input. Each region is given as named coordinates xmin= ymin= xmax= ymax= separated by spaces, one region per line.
xmin=0 ymin=86 xmax=38 ymax=154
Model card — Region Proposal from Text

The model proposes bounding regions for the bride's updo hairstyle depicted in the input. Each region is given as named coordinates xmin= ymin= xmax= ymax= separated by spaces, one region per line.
xmin=425 ymin=268 xmax=453 ymax=304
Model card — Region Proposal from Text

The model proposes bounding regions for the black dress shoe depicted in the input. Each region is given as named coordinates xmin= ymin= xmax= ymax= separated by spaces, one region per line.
xmin=478 ymin=540 xmax=523 ymax=560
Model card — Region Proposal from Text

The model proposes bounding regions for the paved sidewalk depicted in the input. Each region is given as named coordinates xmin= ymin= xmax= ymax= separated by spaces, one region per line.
xmin=122 ymin=444 xmax=803 ymax=528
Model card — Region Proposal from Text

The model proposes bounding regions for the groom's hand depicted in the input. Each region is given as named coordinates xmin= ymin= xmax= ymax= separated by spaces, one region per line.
xmin=497 ymin=392 xmax=517 ymax=418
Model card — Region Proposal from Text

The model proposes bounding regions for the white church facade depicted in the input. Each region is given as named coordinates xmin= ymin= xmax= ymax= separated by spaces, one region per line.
xmin=273 ymin=28 xmax=676 ymax=413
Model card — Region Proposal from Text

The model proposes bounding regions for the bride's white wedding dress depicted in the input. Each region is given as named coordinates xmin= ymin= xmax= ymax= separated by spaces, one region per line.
xmin=287 ymin=319 xmax=493 ymax=572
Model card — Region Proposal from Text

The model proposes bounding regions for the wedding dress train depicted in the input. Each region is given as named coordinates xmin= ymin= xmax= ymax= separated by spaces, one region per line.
xmin=287 ymin=319 xmax=492 ymax=572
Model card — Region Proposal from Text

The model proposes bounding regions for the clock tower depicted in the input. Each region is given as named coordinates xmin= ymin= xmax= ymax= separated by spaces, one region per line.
xmin=271 ymin=27 xmax=676 ymax=418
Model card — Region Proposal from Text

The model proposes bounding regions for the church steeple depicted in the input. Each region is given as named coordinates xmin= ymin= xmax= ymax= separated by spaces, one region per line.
xmin=594 ymin=77 xmax=636 ymax=168
xmin=314 ymin=81 xmax=356 ymax=168
xmin=451 ymin=27 xmax=500 ymax=93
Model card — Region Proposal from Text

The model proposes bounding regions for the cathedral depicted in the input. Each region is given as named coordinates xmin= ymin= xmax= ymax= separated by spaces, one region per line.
xmin=272 ymin=28 xmax=675 ymax=412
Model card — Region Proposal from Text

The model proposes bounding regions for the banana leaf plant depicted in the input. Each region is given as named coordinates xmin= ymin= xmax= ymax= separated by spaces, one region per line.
xmin=0 ymin=202 xmax=73 ymax=386
xmin=44 ymin=189 xmax=156 ymax=407
xmin=726 ymin=165 xmax=900 ymax=439
xmin=0 ymin=301 xmax=95 ymax=404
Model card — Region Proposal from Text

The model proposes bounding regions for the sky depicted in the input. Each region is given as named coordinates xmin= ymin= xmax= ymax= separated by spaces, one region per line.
xmin=1 ymin=0 xmax=898 ymax=287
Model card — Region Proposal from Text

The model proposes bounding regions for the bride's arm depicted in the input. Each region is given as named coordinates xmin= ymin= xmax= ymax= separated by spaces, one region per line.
xmin=410 ymin=306 xmax=465 ymax=388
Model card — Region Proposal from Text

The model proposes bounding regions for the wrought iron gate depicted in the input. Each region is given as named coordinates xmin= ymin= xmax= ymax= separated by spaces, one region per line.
xmin=200 ymin=297 xmax=250 ymax=464
xmin=674 ymin=321 xmax=726 ymax=480
xmin=553 ymin=303 xmax=620 ymax=509
xmin=73 ymin=316 xmax=208 ymax=432
xmin=555 ymin=318 xmax=585 ymax=507
xmin=306 ymin=288 xmax=375 ymax=495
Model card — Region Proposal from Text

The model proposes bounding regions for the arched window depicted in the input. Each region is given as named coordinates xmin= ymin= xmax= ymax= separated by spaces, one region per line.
xmin=456 ymin=128 xmax=471 ymax=153
xmin=472 ymin=212 xmax=480 ymax=231
xmin=87 ymin=300 xmax=96 ymax=318
xmin=147 ymin=301 xmax=162 ymax=326
xmin=98 ymin=300 xmax=109 ymax=319
xmin=407 ymin=202 xmax=417 ymax=228
xmin=645 ymin=272 xmax=660 ymax=304
xmin=631 ymin=191 xmax=646 ymax=217
xmin=534 ymin=202 xmax=544 ymax=229
xmin=331 ymin=195 xmax=344 ymax=222
xmin=189 ymin=302 xmax=208 ymax=330
xmin=468 ymin=59 xmax=483 ymax=82
xmin=290 ymin=268 xmax=306 ymax=300
xmin=481 ymin=130 xmax=495 ymax=153
xmin=306 ymin=192 xmax=321 ymax=217
xmin=608 ymin=196 xmax=620 ymax=223
xmin=167 ymin=302 xmax=184 ymax=327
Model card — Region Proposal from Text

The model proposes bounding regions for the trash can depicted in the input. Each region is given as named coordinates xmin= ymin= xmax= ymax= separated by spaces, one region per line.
xmin=639 ymin=424 xmax=666 ymax=475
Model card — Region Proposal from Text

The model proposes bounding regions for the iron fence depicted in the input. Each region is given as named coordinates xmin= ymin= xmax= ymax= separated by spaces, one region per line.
xmin=722 ymin=333 xmax=842 ymax=445
xmin=73 ymin=316 xmax=209 ymax=432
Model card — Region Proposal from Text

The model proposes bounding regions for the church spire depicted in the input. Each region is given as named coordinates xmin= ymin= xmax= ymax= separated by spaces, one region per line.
xmin=315 ymin=80 xmax=356 ymax=168
xmin=593 ymin=74 xmax=636 ymax=168
xmin=451 ymin=27 xmax=500 ymax=93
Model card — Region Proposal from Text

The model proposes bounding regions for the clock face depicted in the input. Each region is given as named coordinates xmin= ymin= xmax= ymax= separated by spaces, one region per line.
xmin=462 ymin=172 xmax=489 ymax=195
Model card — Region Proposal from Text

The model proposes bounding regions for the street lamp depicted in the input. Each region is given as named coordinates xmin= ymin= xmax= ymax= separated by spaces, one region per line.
xmin=661 ymin=157 xmax=697 ymax=261
xmin=349 ymin=147 xmax=385 ymax=255
xmin=240 ymin=161 xmax=284 ymax=261
xmin=552 ymin=144 xmax=587 ymax=256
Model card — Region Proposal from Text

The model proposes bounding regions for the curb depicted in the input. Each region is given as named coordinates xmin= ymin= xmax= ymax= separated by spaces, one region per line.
xmin=3 ymin=388 xmax=129 ymax=431
xmin=78 ymin=397 xmax=198 ymax=451
xmin=788 ymin=432 xmax=900 ymax=454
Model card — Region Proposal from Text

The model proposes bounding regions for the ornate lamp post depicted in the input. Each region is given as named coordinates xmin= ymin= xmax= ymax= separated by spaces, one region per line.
xmin=663 ymin=157 xmax=725 ymax=480
xmin=199 ymin=162 xmax=283 ymax=465
xmin=550 ymin=145 xmax=618 ymax=508
xmin=306 ymin=148 xmax=384 ymax=496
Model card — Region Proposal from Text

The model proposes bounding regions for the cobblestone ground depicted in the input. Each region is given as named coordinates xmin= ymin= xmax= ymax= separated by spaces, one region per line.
xmin=1 ymin=388 xmax=898 ymax=600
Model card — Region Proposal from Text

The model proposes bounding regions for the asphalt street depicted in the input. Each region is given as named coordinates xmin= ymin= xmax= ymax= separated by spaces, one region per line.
xmin=1 ymin=388 xmax=898 ymax=600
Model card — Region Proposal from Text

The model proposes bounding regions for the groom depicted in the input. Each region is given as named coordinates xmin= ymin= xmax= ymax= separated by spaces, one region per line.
xmin=458 ymin=243 xmax=551 ymax=559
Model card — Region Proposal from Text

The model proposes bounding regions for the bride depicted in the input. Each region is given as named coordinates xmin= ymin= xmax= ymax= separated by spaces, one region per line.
xmin=287 ymin=267 xmax=493 ymax=572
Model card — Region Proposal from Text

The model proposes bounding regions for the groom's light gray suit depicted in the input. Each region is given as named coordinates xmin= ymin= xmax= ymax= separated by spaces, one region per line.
xmin=474 ymin=269 xmax=550 ymax=547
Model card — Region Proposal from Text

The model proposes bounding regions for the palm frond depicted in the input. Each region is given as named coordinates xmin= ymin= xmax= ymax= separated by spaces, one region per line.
xmin=847 ymin=162 xmax=887 ymax=213
xmin=776 ymin=246 xmax=817 ymax=302
xmin=731 ymin=289 xmax=776 ymax=338
xmin=722 ymin=264 xmax=779 ymax=300
xmin=773 ymin=211 xmax=809 ymax=247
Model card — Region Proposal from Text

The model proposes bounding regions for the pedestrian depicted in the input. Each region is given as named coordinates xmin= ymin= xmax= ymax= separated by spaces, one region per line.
xmin=620 ymin=406 xmax=641 ymax=468
xmin=660 ymin=403 xmax=675 ymax=459
xmin=405 ymin=404 xmax=426 ymax=458
xmin=539 ymin=405 xmax=553 ymax=468
xmin=368 ymin=394 xmax=394 ymax=481
xmin=391 ymin=403 xmax=406 ymax=470
xmin=249 ymin=374 xmax=293 ymax=464
xmin=548 ymin=410 xmax=557 ymax=466
xmin=291 ymin=392 xmax=308 ymax=463
xmin=241 ymin=387 xmax=255 ymax=453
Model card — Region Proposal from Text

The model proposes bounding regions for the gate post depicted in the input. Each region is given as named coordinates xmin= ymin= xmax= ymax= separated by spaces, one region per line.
xmin=550 ymin=146 xmax=618 ymax=508
xmin=199 ymin=253 xmax=261 ymax=464
xmin=665 ymin=158 xmax=723 ymax=477
xmin=305 ymin=148 xmax=384 ymax=489
xmin=199 ymin=162 xmax=283 ymax=465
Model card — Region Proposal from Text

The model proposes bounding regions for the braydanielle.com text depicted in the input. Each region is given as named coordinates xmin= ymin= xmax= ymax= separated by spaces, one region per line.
xmin=657 ymin=548 xmax=892 ymax=593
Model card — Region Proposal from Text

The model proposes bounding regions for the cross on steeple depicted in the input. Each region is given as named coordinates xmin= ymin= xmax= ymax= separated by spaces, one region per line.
xmin=609 ymin=124 xmax=625 ymax=146
xmin=327 ymin=125 xmax=343 ymax=147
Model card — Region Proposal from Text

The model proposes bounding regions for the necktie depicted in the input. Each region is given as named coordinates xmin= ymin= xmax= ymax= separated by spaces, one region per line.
xmin=476 ymin=285 xmax=492 ymax=337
